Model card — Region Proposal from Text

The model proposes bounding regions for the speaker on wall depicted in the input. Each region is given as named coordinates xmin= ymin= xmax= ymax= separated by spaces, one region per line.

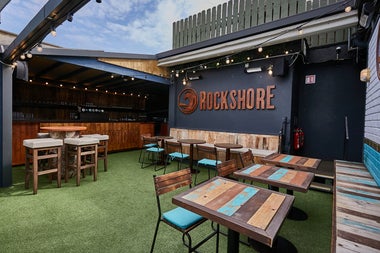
xmin=273 ymin=58 xmax=288 ymax=77
xmin=15 ymin=61 xmax=28 ymax=81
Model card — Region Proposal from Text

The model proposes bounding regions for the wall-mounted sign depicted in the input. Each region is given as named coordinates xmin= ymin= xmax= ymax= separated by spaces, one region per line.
xmin=305 ymin=75 xmax=316 ymax=84
xmin=178 ymin=85 xmax=276 ymax=114
xmin=178 ymin=88 xmax=198 ymax=114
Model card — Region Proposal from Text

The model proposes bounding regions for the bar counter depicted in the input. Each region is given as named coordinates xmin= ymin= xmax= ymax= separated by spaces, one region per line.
xmin=12 ymin=121 xmax=167 ymax=166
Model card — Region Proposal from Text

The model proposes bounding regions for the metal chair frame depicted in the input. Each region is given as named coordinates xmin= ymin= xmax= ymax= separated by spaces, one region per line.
xmin=163 ymin=141 xmax=189 ymax=174
xmin=141 ymin=137 xmax=165 ymax=171
xmin=150 ymin=168 xmax=219 ymax=253
xmin=194 ymin=144 xmax=221 ymax=185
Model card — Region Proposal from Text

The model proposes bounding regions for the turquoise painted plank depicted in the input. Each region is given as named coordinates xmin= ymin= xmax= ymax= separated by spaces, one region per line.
xmin=281 ymin=155 xmax=293 ymax=163
xmin=268 ymin=168 xmax=289 ymax=180
xmin=338 ymin=217 xmax=380 ymax=234
xmin=337 ymin=186 xmax=380 ymax=198
xmin=217 ymin=187 xmax=258 ymax=216
xmin=242 ymin=164 xmax=263 ymax=174
xmin=183 ymin=178 xmax=223 ymax=201
xmin=336 ymin=175 xmax=378 ymax=187
xmin=336 ymin=167 xmax=370 ymax=176
xmin=338 ymin=192 xmax=380 ymax=204
xmin=364 ymin=144 xmax=380 ymax=186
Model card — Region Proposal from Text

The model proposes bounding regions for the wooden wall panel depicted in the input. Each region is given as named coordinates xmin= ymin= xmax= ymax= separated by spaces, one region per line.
xmin=12 ymin=122 xmax=40 ymax=166
xmin=365 ymin=21 xmax=380 ymax=145
xmin=172 ymin=0 xmax=352 ymax=49
xmin=13 ymin=122 xmax=156 ymax=166
xmin=169 ymin=128 xmax=279 ymax=151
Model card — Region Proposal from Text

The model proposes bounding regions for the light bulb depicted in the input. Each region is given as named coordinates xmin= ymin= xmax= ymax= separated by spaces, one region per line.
xmin=36 ymin=44 xmax=43 ymax=52
xmin=50 ymin=28 xmax=57 ymax=37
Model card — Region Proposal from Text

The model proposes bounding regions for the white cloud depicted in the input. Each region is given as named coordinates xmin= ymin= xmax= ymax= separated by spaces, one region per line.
xmin=1 ymin=0 xmax=228 ymax=54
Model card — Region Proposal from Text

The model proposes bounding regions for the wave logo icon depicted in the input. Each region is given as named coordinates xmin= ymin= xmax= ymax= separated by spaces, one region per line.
xmin=178 ymin=88 xmax=198 ymax=114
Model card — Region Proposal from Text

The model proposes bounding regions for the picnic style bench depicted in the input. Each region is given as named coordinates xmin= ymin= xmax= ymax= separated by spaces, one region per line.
xmin=332 ymin=160 xmax=380 ymax=253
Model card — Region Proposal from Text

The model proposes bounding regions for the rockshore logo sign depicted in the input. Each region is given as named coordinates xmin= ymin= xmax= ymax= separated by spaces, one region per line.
xmin=178 ymin=85 xmax=276 ymax=114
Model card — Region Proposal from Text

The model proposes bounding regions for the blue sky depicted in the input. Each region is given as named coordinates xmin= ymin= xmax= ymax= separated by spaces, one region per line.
xmin=0 ymin=0 xmax=226 ymax=54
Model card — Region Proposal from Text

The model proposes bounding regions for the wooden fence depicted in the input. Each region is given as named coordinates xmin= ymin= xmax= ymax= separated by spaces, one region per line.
xmin=172 ymin=0 xmax=352 ymax=49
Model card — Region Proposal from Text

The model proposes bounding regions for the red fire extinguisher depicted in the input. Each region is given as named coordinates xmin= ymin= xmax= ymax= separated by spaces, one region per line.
xmin=293 ymin=128 xmax=304 ymax=150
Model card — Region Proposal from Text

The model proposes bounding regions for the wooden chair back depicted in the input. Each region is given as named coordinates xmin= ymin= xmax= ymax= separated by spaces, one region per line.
xmin=217 ymin=159 xmax=238 ymax=178
xmin=164 ymin=141 xmax=183 ymax=155
xmin=196 ymin=144 xmax=218 ymax=161
xmin=143 ymin=136 xmax=159 ymax=146
xmin=240 ymin=149 xmax=254 ymax=167
xmin=153 ymin=168 xmax=192 ymax=196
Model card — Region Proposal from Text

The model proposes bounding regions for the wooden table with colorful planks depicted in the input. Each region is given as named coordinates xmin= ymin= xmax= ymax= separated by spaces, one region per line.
xmin=261 ymin=153 xmax=321 ymax=172
xmin=233 ymin=164 xmax=315 ymax=193
xmin=172 ymin=177 xmax=295 ymax=253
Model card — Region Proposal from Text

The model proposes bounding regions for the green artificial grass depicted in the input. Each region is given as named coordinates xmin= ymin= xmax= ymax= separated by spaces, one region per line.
xmin=0 ymin=150 xmax=332 ymax=253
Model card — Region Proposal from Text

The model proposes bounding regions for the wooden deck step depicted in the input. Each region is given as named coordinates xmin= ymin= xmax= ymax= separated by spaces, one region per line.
xmin=310 ymin=182 xmax=333 ymax=192
xmin=314 ymin=171 xmax=334 ymax=180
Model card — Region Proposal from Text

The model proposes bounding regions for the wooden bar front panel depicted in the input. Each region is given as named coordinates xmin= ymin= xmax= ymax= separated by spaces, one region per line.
xmin=12 ymin=122 xmax=156 ymax=165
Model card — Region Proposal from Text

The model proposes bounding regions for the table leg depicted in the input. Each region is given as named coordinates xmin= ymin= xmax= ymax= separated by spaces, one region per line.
xmin=249 ymin=236 xmax=297 ymax=253
xmin=227 ymin=229 xmax=239 ymax=253
xmin=226 ymin=148 xmax=231 ymax=161
xmin=189 ymin=144 xmax=194 ymax=169
xmin=189 ymin=144 xmax=200 ymax=174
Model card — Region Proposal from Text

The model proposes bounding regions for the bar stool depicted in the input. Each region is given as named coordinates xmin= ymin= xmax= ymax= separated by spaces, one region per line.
xmin=23 ymin=138 xmax=63 ymax=194
xmin=64 ymin=137 xmax=99 ymax=186
xmin=81 ymin=134 xmax=109 ymax=171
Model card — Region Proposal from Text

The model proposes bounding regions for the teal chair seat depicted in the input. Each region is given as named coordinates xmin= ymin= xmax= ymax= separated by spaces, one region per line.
xmin=146 ymin=147 xmax=164 ymax=153
xmin=163 ymin=207 xmax=203 ymax=229
xmin=198 ymin=158 xmax=221 ymax=166
xmin=169 ymin=152 xmax=189 ymax=160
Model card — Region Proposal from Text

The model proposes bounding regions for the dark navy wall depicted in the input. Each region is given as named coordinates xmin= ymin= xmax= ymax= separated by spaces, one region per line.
xmin=295 ymin=60 xmax=365 ymax=161
xmin=168 ymin=58 xmax=294 ymax=137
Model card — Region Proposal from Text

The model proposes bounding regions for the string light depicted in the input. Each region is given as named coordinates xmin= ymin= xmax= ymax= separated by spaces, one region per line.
xmin=36 ymin=43 xmax=43 ymax=52
xmin=170 ymin=1 xmax=351 ymax=79
xmin=268 ymin=66 xmax=273 ymax=76
xmin=50 ymin=26 xmax=57 ymax=37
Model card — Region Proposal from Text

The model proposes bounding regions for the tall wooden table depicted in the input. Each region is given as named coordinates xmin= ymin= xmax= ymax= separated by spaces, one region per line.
xmin=173 ymin=177 xmax=294 ymax=253
xmin=40 ymin=126 xmax=87 ymax=176
xmin=214 ymin=143 xmax=243 ymax=161
xmin=178 ymin=139 xmax=206 ymax=173
xmin=40 ymin=126 xmax=87 ymax=139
